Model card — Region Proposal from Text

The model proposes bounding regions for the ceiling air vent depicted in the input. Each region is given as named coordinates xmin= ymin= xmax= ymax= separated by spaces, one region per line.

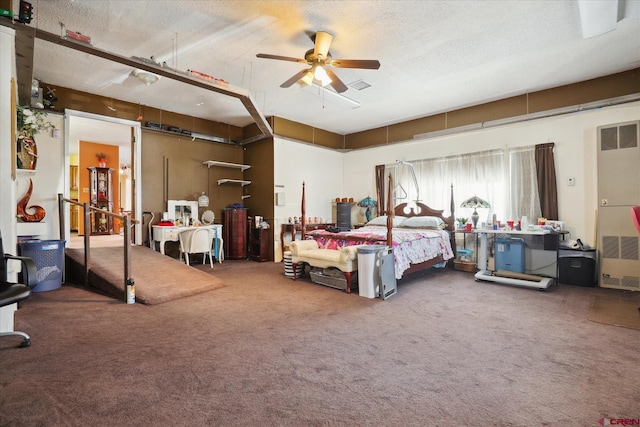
xmin=348 ymin=80 xmax=371 ymax=91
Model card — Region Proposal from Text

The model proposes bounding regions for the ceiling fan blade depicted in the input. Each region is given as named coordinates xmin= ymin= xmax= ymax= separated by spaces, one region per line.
xmin=256 ymin=53 xmax=307 ymax=64
xmin=313 ymin=31 xmax=333 ymax=59
xmin=280 ymin=68 xmax=312 ymax=88
xmin=323 ymin=68 xmax=348 ymax=93
xmin=330 ymin=59 xmax=381 ymax=70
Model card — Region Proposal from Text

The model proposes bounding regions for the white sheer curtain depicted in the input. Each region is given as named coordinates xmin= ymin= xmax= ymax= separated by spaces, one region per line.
xmin=508 ymin=146 xmax=542 ymax=221
xmin=387 ymin=149 xmax=505 ymax=225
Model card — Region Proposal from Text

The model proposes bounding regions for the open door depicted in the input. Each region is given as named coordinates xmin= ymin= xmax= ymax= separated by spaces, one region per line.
xmin=64 ymin=110 xmax=142 ymax=245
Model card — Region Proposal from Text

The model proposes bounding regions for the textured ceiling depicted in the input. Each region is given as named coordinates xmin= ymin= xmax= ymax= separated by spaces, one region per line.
xmin=25 ymin=0 xmax=640 ymax=136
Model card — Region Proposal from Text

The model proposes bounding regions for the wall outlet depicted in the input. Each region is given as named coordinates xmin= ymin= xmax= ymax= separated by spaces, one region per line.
xmin=567 ymin=177 xmax=575 ymax=186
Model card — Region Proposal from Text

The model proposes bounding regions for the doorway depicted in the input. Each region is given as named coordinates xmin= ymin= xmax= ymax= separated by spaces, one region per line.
xmin=64 ymin=110 xmax=142 ymax=245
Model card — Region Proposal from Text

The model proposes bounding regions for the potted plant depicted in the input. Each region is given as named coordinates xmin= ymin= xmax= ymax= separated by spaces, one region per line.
xmin=456 ymin=217 xmax=468 ymax=229
xmin=16 ymin=105 xmax=55 ymax=170
xmin=96 ymin=152 xmax=108 ymax=167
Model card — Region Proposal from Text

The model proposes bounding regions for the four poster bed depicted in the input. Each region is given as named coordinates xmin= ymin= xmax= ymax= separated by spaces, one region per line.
xmin=298 ymin=176 xmax=456 ymax=281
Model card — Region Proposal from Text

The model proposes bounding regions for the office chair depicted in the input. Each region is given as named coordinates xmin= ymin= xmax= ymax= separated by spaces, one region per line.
xmin=0 ymin=231 xmax=38 ymax=348
xmin=178 ymin=227 xmax=215 ymax=268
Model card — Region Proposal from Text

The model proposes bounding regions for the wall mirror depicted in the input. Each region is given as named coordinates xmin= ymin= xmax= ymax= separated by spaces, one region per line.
xmin=167 ymin=200 xmax=199 ymax=224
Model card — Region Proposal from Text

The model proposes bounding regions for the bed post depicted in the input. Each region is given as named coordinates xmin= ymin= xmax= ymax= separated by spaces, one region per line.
xmin=386 ymin=174 xmax=393 ymax=247
xmin=450 ymin=183 xmax=455 ymax=230
xmin=301 ymin=181 xmax=306 ymax=239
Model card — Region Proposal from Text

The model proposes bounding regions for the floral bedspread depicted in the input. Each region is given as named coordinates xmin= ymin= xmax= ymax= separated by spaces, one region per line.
xmin=307 ymin=226 xmax=454 ymax=279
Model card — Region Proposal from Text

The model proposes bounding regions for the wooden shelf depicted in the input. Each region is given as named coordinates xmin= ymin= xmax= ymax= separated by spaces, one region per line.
xmin=203 ymin=160 xmax=251 ymax=171
xmin=217 ymin=179 xmax=251 ymax=186
xmin=208 ymin=160 xmax=251 ymax=198
xmin=17 ymin=169 xmax=37 ymax=176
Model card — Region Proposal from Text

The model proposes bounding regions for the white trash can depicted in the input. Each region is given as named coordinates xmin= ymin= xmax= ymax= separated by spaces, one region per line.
xmin=357 ymin=245 xmax=388 ymax=298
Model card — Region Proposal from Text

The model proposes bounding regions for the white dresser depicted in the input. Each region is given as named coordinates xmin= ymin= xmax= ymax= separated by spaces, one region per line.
xmin=152 ymin=224 xmax=223 ymax=261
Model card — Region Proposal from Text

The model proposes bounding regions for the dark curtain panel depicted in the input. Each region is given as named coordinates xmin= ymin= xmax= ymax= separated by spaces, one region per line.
xmin=375 ymin=165 xmax=386 ymax=215
xmin=535 ymin=143 xmax=558 ymax=220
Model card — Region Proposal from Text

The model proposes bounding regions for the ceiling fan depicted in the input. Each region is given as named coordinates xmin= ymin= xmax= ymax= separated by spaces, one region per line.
xmin=256 ymin=31 xmax=380 ymax=93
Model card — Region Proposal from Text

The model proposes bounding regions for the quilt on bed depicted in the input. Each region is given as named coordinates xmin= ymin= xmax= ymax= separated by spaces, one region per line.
xmin=307 ymin=226 xmax=454 ymax=279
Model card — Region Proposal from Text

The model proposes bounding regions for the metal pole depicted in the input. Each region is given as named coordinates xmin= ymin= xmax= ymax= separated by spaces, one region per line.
xmin=57 ymin=194 xmax=66 ymax=283
xmin=57 ymin=193 xmax=65 ymax=242
xmin=83 ymin=202 xmax=91 ymax=287
xmin=124 ymin=215 xmax=134 ymax=304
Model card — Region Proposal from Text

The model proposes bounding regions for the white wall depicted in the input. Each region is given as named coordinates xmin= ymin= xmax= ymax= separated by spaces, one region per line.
xmin=0 ymin=26 xmax=16 ymax=253
xmin=273 ymin=138 xmax=344 ymax=260
xmin=1 ymin=26 xmax=65 ymax=246
xmin=15 ymin=113 xmax=65 ymax=241
xmin=342 ymin=101 xmax=640 ymax=247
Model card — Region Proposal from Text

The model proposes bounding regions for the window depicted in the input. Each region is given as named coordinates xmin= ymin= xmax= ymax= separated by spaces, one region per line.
xmin=386 ymin=146 xmax=542 ymax=224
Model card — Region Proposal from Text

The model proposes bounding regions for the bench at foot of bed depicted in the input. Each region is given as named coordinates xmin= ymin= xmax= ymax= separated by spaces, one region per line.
xmin=289 ymin=240 xmax=365 ymax=293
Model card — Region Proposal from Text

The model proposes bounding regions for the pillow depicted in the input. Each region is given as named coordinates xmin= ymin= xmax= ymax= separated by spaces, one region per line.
xmin=398 ymin=216 xmax=445 ymax=229
xmin=366 ymin=215 xmax=407 ymax=227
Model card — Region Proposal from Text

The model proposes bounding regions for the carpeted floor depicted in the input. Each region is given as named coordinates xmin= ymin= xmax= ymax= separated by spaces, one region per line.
xmin=65 ymin=246 xmax=226 ymax=304
xmin=1 ymin=261 xmax=639 ymax=426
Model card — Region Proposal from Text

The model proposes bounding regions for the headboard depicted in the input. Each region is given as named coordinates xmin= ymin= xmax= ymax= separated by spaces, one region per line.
xmin=391 ymin=184 xmax=455 ymax=231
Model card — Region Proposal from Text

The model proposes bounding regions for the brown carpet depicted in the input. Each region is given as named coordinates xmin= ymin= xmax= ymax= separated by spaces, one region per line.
xmin=588 ymin=295 xmax=640 ymax=330
xmin=65 ymin=246 xmax=226 ymax=304
xmin=1 ymin=262 xmax=639 ymax=426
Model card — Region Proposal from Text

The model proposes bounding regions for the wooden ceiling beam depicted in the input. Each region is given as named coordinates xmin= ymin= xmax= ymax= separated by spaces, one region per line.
xmin=0 ymin=20 xmax=272 ymax=137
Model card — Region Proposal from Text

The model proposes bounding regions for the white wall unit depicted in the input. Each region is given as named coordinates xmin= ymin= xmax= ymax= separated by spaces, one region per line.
xmin=597 ymin=120 xmax=640 ymax=290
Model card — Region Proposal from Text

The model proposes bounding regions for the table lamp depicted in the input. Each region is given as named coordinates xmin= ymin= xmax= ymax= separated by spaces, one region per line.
xmin=460 ymin=195 xmax=491 ymax=229
xmin=357 ymin=197 xmax=377 ymax=222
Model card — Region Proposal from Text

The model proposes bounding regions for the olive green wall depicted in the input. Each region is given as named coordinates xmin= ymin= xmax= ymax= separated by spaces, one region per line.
xmin=242 ymin=138 xmax=275 ymax=261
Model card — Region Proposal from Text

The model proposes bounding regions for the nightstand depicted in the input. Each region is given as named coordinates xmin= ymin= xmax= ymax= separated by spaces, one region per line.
xmin=452 ymin=230 xmax=478 ymax=272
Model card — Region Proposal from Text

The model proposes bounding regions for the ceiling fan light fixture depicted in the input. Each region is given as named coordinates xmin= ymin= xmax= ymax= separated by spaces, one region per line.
xmin=300 ymin=71 xmax=314 ymax=86
xmin=314 ymin=66 xmax=332 ymax=87
xmin=133 ymin=69 xmax=161 ymax=86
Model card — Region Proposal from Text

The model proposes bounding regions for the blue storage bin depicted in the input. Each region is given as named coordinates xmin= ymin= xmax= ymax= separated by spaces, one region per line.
xmin=19 ymin=240 xmax=65 ymax=292
xmin=495 ymin=237 xmax=525 ymax=273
